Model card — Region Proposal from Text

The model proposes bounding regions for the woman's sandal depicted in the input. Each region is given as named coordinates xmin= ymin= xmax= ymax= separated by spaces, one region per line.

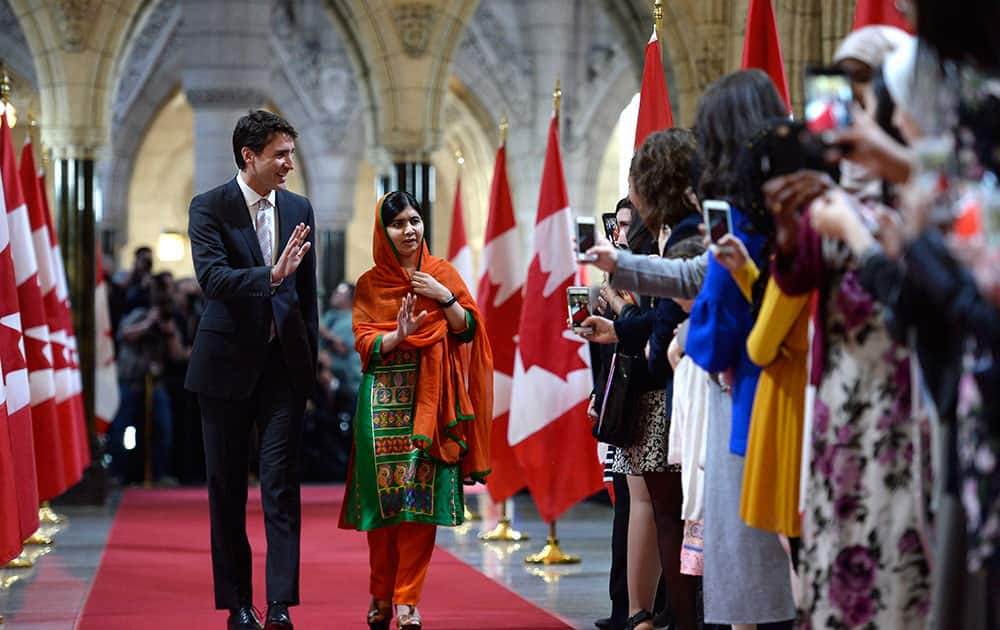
xmin=396 ymin=604 xmax=422 ymax=629
xmin=367 ymin=598 xmax=393 ymax=630
xmin=625 ymin=609 xmax=654 ymax=630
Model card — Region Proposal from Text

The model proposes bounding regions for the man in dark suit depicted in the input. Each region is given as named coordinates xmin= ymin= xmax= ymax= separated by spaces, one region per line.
xmin=186 ymin=110 xmax=318 ymax=630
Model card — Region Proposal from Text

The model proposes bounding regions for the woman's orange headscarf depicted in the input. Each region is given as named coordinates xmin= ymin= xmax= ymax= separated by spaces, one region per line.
xmin=352 ymin=194 xmax=493 ymax=480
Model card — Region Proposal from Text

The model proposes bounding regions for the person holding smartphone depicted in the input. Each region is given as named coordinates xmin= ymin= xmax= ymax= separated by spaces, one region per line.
xmin=683 ymin=70 xmax=796 ymax=630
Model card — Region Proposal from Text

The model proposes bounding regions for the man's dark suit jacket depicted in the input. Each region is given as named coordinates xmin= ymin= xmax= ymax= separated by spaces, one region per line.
xmin=185 ymin=177 xmax=318 ymax=401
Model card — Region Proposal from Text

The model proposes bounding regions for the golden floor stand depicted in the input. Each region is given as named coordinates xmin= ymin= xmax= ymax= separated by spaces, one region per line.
xmin=524 ymin=522 xmax=579 ymax=565
xmin=24 ymin=532 xmax=53 ymax=546
xmin=38 ymin=503 xmax=64 ymax=525
xmin=463 ymin=504 xmax=480 ymax=521
xmin=479 ymin=516 xmax=529 ymax=542
xmin=4 ymin=551 xmax=32 ymax=570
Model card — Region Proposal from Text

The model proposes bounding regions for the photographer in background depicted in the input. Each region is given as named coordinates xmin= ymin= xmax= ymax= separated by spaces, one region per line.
xmin=107 ymin=272 xmax=188 ymax=485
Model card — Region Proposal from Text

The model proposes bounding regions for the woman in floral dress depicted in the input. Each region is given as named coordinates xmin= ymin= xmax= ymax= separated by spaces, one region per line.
xmin=771 ymin=199 xmax=932 ymax=629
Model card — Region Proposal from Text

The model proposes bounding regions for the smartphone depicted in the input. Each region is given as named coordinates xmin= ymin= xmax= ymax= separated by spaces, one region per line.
xmin=804 ymin=67 xmax=853 ymax=135
xmin=566 ymin=286 xmax=592 ymax=334
xmin=703 ymin=200 xmax=733 ymax=244
xmin=601 ymin=212 xmax=618 ymax=242
xmin=576 ymin=216 xmax=597 ymax=261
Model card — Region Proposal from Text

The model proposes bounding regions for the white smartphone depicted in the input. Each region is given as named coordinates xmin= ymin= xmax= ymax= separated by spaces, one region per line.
xmin=703 ymin=200 xmax=733 ymax=244
xmin=576 ymin=216 xmax=597 ymax=262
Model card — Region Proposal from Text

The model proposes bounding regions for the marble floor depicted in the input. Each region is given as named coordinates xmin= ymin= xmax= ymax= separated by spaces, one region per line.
xmin=0 ymin=489 xmax=617 ymax=629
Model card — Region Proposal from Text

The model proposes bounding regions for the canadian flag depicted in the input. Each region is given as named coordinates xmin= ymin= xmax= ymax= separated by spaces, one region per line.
xmin=477 ymin=141 xmax=527 ymax=503
xmin=37 ymin=168 xmax=90 ymax=480
xmin=742 ymin=0 xmax=792 ymax=114
xmin=11 ymin=134 xmax=66 ymax=501
xmin=0 ymin=353 xmax=24 ymax=563
xmin=635 ymin=27 xmax=674 ymax=149
xmin=447 ymin=174 xmax=475 ymax=297
xmin=852 ymin=0 xmax=913 ymax=32
xmin=508 ymin=114 xmax=604 ymax=522
xmin=94 ymin=252 xmax=119 ymax=435
xmin=0 ymin=117 xmax=40 ymax=540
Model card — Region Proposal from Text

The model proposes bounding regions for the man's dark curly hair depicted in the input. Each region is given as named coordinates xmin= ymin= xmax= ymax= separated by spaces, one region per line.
xmin=628 ymin=128 xmax=698 ymax=231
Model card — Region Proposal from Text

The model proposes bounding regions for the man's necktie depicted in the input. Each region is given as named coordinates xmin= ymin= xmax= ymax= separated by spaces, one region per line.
xmin=256 ymin=198 xmax=273 ymax=264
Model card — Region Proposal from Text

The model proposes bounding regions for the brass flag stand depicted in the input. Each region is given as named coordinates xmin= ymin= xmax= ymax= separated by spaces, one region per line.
xmin=479 ymin=501 xmax=528 ymax=542
xmin=524 ymin=521 xmax=579 ymax=565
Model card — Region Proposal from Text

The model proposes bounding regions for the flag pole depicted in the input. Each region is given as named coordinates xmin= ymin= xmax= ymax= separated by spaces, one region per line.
xmin=450 ymin=147 xmax=480 ymax=523
xmin=478 ymin=110 xmax=530 ymax=543
xmin=654 ymin=0 xmax=663 ymax=40
xmin=522 ymin=81 xmax=582 ymax=566
xmin=28 ymin=113 xmax=68 ymax=532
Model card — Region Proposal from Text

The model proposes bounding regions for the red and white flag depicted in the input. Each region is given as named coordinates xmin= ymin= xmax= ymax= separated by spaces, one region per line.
xmin=11 ymin=134 xmax=67 ymax=501
xmin=508 ymin=114 xmax=604 ymax=523
xmin=742 ymin=0 xmax=792 ymax=113
xmin=852 ymin=0 xmax=912 ymax=32
xmin=37 ymin=169 xmax=90 ymax=479
xmin=0 ymin=114 xmax=40 ymax=540
xmin=0 ymin=354 xmax=24 ymax=564
xmin=94 ymin=252 xmax=119 ymax=435
xmin=635 ymin=27 xmax=674 ymax=149
xmin=477 ymin=141 xmax=527 ymax=503
xmin=447 ymin=174 xmax=475 ymax=297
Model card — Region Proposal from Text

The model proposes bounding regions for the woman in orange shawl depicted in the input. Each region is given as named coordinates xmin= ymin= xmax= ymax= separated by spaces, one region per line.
xmin=340 ymin=191 xmax=493 ymax=630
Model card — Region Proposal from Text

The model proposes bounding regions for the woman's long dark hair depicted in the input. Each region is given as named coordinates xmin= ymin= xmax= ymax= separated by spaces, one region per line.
xmin=695 ymin=70 xmax=788 ymax=214
xmin=694 ymin=70 xmax=786 ymax=322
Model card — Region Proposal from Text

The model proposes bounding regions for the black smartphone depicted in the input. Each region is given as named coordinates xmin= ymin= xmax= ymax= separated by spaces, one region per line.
xmin=576 ymin=217 xmax=597 ymax=261
xmin=601 ymin=212 xmax=618 ymax=242
xmin=756 ymin=119 xmax=834 ymax=182
xmin=703 ymin=200 xmax=733 ymax=243
xmin=805 ymin=66 xmax=853 ymax=135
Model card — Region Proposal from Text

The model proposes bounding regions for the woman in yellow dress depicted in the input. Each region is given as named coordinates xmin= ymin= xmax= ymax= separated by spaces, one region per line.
xmin=713 ymin=233 xmax=809 ymax=537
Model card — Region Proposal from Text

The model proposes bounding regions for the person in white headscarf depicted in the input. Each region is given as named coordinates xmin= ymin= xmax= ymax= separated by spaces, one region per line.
xmin=832 ymin=26 xmax=912 ymax=199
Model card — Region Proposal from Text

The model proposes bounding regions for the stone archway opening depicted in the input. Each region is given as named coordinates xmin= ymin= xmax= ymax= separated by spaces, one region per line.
xmin=124 ymin=88 xmax=306 ymax=278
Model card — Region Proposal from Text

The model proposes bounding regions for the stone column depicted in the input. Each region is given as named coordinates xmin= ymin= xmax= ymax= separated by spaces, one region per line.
xmin=180 ymin=0 xmax=272 ymax=194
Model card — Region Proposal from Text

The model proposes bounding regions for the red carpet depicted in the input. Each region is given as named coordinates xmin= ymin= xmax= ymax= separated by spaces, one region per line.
xmin=79 ymin=486 xmax=572 ymax=629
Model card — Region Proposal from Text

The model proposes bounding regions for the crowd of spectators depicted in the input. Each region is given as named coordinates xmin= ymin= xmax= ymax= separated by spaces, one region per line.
xmin=103 ymin=247 xmax=360 ymax=485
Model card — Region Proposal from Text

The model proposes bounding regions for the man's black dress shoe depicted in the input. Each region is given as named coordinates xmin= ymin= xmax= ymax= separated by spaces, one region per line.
xmin=595 ymin=617 xmax=612 ymax=629
xmin=227 ymin=605 xmax=263 ymax=630
xmin=264 ymin=602 xmax=293 ymax=630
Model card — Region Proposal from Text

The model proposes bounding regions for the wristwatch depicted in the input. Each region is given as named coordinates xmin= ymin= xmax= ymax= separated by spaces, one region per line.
xmin=438 ymin=294 xmax=457 ymax=308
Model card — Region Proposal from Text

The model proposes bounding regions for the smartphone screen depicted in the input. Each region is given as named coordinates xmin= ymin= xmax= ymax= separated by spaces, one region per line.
xmin=804 ymin=68 xmax=853 ymax=134
xmin=566 ymin=286 xmax=591 ymax=332
xmin=576 ymin=217 xmax=597 ymax=261
xmin=703 ymin=201 xmax=731 ymax=243
xmin=601 ymin=212 xmax=618 ymax=242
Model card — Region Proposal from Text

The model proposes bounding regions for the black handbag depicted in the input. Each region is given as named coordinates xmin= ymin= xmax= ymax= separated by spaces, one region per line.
xmin=592 ymin=350 xmax=638 ymax=447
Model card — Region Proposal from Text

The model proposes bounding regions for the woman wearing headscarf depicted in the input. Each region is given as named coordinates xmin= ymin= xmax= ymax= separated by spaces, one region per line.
xmin=340 ymin=191 xmax=493 ymax=630
xmin=832 ymin=25 xmax=911 ymax=200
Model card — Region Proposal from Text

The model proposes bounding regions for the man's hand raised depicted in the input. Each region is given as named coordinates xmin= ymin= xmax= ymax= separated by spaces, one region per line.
xmin=270 ymin=223 xmax=312 ymax=285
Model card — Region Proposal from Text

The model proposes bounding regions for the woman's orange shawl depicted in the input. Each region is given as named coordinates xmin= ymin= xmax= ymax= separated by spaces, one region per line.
xmin=352 ymin=195 xmax=494 ymax=480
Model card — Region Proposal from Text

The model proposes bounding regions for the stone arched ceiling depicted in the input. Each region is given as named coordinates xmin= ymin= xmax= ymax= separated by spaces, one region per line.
xmin=103 ymin=0 xmax=365 ymax=237
xmin=323 ymin=0 xmax=478 ymax=161
xmin=8 ymin=0 xmax=147 ymax=158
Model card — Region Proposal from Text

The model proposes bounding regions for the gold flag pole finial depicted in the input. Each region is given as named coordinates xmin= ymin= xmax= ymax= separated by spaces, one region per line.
xmin=0 ymin=65 xmax=10 ymax=102
xmin=499 ymin=113 xmax=509 ymax=146
xmin=454 ymin=149 xmax=464 ymax=167
xmin=553 ymin=78 xmax=562 ymax=118
xmin=0 ymin=65 xmax=15 ymax=128
xmin=654 ymin=0 xmax=663 ymax=37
